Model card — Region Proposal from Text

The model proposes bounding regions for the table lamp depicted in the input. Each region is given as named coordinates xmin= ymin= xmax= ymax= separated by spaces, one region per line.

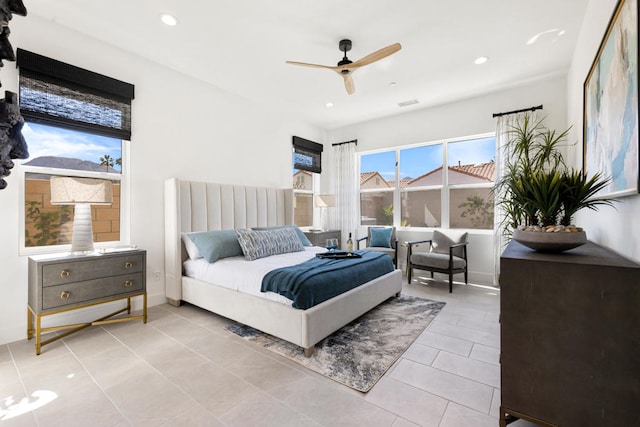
xmin=50 ymin=176 xmax=113 ymax=253
xmin=314 ymin=194 xmax=335 ymax=230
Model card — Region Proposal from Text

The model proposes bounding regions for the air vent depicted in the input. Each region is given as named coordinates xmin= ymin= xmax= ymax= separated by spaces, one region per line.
xmin=397 ymin=99 xmax=419 ymax=107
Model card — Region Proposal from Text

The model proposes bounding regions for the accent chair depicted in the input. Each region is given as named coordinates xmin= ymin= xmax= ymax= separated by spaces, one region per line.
xmin=406 ymin=229 xmax=468 ymax=293
xmin=357 ymin=226 xmax=398 ymax=268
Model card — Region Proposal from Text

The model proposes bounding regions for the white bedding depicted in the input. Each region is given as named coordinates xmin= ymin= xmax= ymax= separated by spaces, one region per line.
xmin=183 ymin=246 xmax=326 ymax=306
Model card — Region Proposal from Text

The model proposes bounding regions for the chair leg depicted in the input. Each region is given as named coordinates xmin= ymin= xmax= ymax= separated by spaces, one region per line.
xmin=449 ymin=272 xmax=453 ymax=293
xmin=464 ymin=270 xmax=468 ymax=284
xmin=430 ymin=271 xmax=434 ymax=278
xmin=407 ymin=265 xmax=412 ymax=284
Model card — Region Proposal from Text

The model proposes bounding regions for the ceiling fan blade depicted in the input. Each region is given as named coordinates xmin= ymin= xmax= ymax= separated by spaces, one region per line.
xmin=351 ymin=42 xmax=402 ymax=68
xmin=343 ymin=74 xmax=355 ymax=95
xmin=285 ymin=61 xmax=338 ymax=71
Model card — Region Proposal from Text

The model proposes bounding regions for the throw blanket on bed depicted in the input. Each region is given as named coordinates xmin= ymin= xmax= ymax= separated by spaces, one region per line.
xmin=261 ymin=250 xmax=394 ymax=309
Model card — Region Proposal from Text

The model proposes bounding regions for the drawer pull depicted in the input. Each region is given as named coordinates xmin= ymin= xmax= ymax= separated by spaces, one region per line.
xmin=60 ymin=291 xmax=70 ymax=300
xmin=124 ymin=261 xmax=133 ymax=269
xmin=60 ymin=270 xmax=70 ymax=278
xmin=124 ymin=280 xmax=133 ymax=288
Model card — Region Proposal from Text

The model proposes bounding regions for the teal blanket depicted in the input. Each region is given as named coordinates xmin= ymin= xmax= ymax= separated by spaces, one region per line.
xmin=261 ymin=250 xmax=394 ymax=309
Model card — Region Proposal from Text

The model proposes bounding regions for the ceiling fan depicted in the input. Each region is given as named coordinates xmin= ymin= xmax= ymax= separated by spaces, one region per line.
xmin=286 ymin=39 xmax=401 ymax=95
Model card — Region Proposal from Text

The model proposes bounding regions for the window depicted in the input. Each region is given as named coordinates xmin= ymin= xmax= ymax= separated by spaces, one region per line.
xmin=359 ymin=135 xmax=495 ymax=230
xmin=359 ymin=151 xmax=395 ymax=225
xmin=292 ymin=169 xmax=314 ymax=227
xmin=17 ymin=50 xmax=134 ymax=253
xmin=448 ymin=137 xmax=495 ymax=229
xmin=21 ymin=124 xmax=126 ymax=250
xmin=292 ymin=136 xmax=322 ymax=227
xmin=400 ymin=144 xmax=443 ymax=227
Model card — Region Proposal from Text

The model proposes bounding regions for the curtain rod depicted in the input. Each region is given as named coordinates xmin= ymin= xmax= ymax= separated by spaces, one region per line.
xmin=332 ymin=139 xmax=357 ymax=147
xmin=492 ymin=104 xmax=543 ymax=118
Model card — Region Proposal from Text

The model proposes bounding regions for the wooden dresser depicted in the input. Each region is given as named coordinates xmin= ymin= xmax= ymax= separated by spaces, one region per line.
xmin=499 ymin=240 xmax=640 ymax=426
xmin=28 ymin=249 xmax=147 ymax=354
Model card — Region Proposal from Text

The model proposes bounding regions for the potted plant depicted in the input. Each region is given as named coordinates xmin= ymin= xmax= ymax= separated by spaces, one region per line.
xmin=495 ymin=114 xmax=617 ymax=252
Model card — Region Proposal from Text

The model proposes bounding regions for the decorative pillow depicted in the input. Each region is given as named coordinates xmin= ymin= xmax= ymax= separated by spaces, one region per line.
xmin=182 ymin=232 xmax=203 ymax=259
xmin=187 ymin=230 xmax=244 ymax=263
xmin=432 ymin=230 xmax=468 ymax=258
xmin=235 ymin=228 xmax=304 ymax=261
xmin=252 ymin=225 xmax=312 ymax=246
xmin=369 ymin=227 xmax=393 ymax=248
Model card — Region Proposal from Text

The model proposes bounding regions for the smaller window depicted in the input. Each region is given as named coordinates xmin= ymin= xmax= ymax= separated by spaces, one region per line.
xmin=292 ymin=169 xmax=314 ymax=227
xmin=20 ymin=123 xmax=124 ymax=251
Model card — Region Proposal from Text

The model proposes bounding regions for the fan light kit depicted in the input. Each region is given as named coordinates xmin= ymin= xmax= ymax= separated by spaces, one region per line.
xmin=286 ymin=39 xmax=401 ymax=95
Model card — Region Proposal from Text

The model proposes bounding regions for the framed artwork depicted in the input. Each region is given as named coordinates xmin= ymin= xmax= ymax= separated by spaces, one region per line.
xmin=583 ymin=0 xmax=638 ymax=197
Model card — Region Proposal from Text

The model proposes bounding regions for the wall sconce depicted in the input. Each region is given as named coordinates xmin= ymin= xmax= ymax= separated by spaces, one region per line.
xmin=50 ymin=177 xmax=113 ymax=253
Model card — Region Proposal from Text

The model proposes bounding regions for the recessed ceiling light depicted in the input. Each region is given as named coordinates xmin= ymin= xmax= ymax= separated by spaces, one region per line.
xmin=325 ymin=102 xmax=334 ymax=108
xmin=160 ymin=13 xmax=178 ymax=26
xmin=474 ymin=56 xmax=489 ymax=65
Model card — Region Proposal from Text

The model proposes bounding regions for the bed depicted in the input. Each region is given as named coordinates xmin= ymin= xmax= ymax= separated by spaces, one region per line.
xmin=164 ymin=178 xmax=403 ymax=356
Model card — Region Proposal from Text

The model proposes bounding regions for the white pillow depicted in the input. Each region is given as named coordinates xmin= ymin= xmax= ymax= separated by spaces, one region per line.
xmin=181 ymin=232 xmax=202 ymax=260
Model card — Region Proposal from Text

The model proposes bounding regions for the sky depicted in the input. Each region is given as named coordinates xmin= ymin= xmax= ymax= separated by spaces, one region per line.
xmin=360 ymin=137 xmax=495 ymax=180
xmin=19 ymin=122 xmax=122 ymax=171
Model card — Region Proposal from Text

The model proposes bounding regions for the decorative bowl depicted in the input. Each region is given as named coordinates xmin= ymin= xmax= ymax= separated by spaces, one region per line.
xmin=513 ymin=228 xmax=587 ymax=253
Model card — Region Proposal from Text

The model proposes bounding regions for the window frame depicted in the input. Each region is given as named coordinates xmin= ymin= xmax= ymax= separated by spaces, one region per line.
xmin=358 ymin=132 xmax=495 ymax=232
xmin=292 ymin=170 xmax=320 ymax=229
xmin=18 ymin=140 xmax=131 ymax=255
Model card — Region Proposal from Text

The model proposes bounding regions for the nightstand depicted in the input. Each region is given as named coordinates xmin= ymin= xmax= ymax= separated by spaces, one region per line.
xmin=303 ymin=229 xmax=341 ymax=249
xmin=27 ymin=249 xmax=147 ymax=355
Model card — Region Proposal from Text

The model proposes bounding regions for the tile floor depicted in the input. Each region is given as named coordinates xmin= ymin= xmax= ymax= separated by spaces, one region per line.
xmin=0 ymin=276 xmax=539 ymax=426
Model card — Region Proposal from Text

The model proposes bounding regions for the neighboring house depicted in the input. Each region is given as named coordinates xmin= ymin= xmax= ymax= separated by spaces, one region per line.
xmin=360 ymin=171 xmax=392 ymax=189
xmin=293 ymin=169 xmax=313 ymax=191
xmin=406 ymin=161 xmax=495 ymax=187
xmin=360 ymin=161 xmax=496 ymax=228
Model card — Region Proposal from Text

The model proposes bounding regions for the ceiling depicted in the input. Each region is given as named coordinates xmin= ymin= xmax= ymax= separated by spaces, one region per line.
xmin=25 ymin=0 xmax=590 ymax=129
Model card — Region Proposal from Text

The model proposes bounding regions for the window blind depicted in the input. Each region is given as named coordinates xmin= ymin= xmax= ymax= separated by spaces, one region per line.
xmin=17 ymin=49 xmax=135 ymax=140
xmin=293 ymin=136 xmax=323 ymax=173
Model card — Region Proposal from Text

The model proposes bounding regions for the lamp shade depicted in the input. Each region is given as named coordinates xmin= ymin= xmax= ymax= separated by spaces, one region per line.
xmin=50 ymin=177 xmax=113 ymax=205
xmin=314 ymin=194 xmax=336 ymax=208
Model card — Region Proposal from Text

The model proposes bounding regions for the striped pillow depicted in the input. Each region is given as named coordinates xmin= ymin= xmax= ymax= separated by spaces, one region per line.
xmin=234 ymin=228 xmax=305 ymax=261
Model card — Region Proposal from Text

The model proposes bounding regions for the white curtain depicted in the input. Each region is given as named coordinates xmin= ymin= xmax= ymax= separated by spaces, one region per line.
xmin=493 ymin=112 xmax=536 ymax=285
xmin=333 ymin=142 xmax=358 ymax=245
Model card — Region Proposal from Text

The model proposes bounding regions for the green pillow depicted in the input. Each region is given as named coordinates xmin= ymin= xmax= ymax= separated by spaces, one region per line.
xmin=252 ymin=225 xmax=312 ymax=246
xmin=370 ymin=227 xmax=393 ymax=248
xmin=187 ymin=230 xmax=244 ymax=263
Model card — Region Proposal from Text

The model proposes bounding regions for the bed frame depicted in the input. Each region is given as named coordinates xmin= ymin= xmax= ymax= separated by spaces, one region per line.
xmin=164 ymin=178 xmax=402 ymax=356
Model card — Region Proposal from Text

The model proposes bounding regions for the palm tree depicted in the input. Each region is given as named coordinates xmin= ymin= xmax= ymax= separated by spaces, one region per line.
xmin=115 ymin=157 xmax=122 ymax=170
xmin=100 ymin=154 xmax=114 ymax=172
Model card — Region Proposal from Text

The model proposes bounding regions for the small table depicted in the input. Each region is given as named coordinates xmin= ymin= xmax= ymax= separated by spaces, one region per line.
xmin=27 ymin=249 xmax=147 ymax=355
xmin=303 ymin=229 xmax=341 ymax=249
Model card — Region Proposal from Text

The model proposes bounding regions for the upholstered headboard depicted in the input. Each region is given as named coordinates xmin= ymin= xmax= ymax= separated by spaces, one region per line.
xmin=164 ymin=178 xmax=294 ymax=303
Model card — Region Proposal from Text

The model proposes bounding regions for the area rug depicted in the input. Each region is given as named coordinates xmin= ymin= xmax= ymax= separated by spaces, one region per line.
xmin=226 ymin=295 xmax=445 ymax=392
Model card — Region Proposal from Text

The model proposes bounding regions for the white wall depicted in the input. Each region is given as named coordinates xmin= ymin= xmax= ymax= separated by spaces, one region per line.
xmin=0 ymin=15 xmax=322 ymax=345
xmin=325 ymin=75 xmax=569 ymax=285
xmin=567 ymin=0 xmax=640 ymax=262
